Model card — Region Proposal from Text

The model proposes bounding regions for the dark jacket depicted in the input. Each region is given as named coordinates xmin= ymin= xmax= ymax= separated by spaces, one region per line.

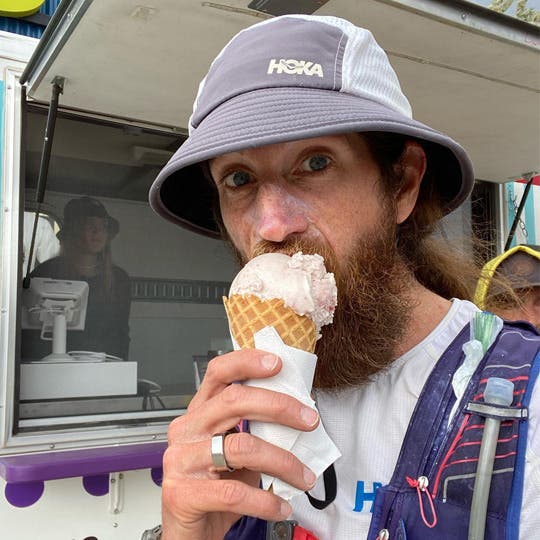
xmin=22 ymin=256 xmax=131 ymax=360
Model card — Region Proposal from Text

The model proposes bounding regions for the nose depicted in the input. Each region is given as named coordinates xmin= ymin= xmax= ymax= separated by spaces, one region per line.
xmin=254 ymin=184 xmax=309 ymax=243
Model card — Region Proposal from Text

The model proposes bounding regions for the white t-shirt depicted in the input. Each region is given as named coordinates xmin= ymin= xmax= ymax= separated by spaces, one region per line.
xmin=291 ymin=299 xmax=540 ymax=539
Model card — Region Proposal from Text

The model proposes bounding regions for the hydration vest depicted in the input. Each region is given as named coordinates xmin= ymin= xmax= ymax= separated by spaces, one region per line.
xmin=225 ymin=320 xmax=540 ymax=540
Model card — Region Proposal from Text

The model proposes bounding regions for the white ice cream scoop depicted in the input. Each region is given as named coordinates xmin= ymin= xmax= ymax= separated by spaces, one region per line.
xmin=229 ymin=252 xmax=337 ymax=337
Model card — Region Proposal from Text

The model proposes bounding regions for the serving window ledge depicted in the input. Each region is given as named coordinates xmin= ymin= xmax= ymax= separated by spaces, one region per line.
xmin=0 ymin=442 xmax=167 ymax=484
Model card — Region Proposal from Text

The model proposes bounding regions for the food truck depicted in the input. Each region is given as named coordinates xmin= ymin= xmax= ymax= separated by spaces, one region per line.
xmin=0 ymin=1 xmax=538 ymax=538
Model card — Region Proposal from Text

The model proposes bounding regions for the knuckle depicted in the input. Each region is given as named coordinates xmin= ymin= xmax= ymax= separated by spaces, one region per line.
xmin=161 ymin=478 xmax=191 ymax=513
xmin=167 ymin=415 xmax=189 ymax=443
xmin=162 ymin=445 xmax=188 ymax=476
xmin=268 ymin=390 xmax=291 ymax=415
xmin=168 ymin=415 xmax=184 ymax=433
xmin=221 ymin=383 xmax=244 ymax=404
xmin=203 ymin=357 xmax=220 ymax=383
xmin=281 ymin=449 xmax=298 ymax=471
xmin=161 ymin=479 xmax=178 ymax=507
xmin=220 ymin=480 xmax=245 ymax=506
xmin=162 ymin=447 xmax=174 ymax=471
xmin=227 ymin=432 xmax=255 ymax=457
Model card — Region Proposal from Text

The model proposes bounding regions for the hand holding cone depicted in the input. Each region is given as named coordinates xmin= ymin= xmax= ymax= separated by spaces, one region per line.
xmin=222 ymin=252 xmax=339 ymax=498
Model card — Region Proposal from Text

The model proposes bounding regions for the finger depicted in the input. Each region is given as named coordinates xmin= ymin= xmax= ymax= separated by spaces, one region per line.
xmin=190 ymin=349 xmax=281 ymax=408
xmin=224 ymin=432 xmax=317 ymax=491
xmin=176 ymin=384 xmax=319 ymax=442
xmin=165 ymin=433 xmax=316 ymax=493
xmin=163 ymin=477 xmax=293 ymax=524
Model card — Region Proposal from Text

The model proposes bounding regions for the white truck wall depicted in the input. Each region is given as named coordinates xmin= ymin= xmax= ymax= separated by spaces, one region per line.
xmin=0 ymin=469 xmax=162 ymax=540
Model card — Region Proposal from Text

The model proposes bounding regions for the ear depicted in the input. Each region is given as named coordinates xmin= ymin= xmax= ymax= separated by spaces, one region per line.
xmin=395 ymin=141 xmax=427 ymax=224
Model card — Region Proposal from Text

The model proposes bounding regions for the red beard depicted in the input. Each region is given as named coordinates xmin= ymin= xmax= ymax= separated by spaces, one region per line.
xmin=233 ymin=219 xmax=412 ymax=389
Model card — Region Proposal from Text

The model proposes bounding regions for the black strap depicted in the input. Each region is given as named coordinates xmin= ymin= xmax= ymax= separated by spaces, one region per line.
xmin=305 ymin=463 xmax=337 ymax=510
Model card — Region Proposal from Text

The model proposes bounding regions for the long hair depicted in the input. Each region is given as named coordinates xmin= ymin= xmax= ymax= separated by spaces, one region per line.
xmin=363 ymin=132 xmax=481 ymax=301
xmin=60 ymin=221 xmax=116 ymax=297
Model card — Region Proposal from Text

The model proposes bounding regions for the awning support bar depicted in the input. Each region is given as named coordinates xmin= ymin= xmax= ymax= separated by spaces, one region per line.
xmin=504 ymin=172 xmax=535 ymax=251
xmin=23 ymin=77 xmax=64 ymax=289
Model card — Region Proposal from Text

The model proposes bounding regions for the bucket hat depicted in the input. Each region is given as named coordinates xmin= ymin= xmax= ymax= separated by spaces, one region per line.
xmin=474 ymin=244 xmax=540 ymax=308
xmin=496 ymin=247 xmax=540 ymax=290
xmin=58 ymin=196 xmax=120 ymax=240
xmin=149 ymin=14 xmax=475 ymax=238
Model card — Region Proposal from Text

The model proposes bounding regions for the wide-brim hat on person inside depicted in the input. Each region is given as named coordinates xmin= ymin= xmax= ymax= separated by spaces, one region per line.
xmin=149 ymin=14 xmax=475 ymax=238
xmin=57 ymin=196 xmax=120 ymax=240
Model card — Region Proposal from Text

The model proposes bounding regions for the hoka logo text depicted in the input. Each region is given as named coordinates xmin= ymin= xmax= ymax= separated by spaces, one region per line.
xmin=353 ymin=481 xmax=382 ymax=513
xmin=267 ymin=59 xmax=324 ymax=77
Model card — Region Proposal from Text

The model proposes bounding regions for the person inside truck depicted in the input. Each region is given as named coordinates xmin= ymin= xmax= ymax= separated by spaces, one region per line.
xmin=148 ymin=15 xmax=540 ymax=540
xmin=475 ymin=244 xmax=540 ymax=331
xmin=22 ymin=196 xmax=131 ymax=361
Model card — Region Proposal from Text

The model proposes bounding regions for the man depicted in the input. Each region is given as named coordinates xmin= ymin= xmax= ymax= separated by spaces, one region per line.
xmin=475 ymin=244 xmax=540 ymax=330
xmin=149 ymin=15 xmax=540 ymax=540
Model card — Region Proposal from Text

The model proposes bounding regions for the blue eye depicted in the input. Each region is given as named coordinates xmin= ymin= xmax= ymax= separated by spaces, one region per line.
xmin=301 ymin=155 xmax=330 ymax=172
xmin=224 ymin=170 xmax=251 ymax=187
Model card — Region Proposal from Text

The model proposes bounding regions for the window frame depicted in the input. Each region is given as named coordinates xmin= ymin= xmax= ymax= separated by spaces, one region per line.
xmin=0 ymin=74 xmax=192 ymax=456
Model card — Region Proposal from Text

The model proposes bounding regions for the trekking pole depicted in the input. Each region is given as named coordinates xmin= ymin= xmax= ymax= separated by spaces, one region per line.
xmin=468 ymin=377 xmax=514 ymax=540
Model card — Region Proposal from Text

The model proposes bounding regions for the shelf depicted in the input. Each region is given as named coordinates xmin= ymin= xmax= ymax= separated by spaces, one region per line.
xmin=0 ymin=442 xmax=167 ymax=483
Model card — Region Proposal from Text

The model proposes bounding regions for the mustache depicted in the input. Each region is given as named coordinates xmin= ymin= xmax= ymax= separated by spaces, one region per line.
xmin=249 ymin=237 xmax=339 ymax=275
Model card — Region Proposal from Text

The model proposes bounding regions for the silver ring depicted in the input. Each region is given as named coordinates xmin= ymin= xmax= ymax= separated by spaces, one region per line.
xmin=211 ymin=433 xmax=235 ymax=472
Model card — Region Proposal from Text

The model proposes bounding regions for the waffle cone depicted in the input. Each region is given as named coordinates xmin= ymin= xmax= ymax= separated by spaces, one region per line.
xmin=223 ymin=294 xmax=317 ymax=353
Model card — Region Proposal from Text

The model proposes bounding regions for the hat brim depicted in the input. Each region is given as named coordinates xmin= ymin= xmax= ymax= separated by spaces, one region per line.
xmin=57 ymin=216 xmax=120 ymax=240
xmin=150 ymin=87 xmax=474 ymax=238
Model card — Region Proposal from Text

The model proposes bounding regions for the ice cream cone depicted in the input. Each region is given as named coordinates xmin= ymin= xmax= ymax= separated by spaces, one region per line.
xmin=223 ymin=294 xmax=317 ymax=353
xmin=222 ymin=253 xmax=339 ymax=498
